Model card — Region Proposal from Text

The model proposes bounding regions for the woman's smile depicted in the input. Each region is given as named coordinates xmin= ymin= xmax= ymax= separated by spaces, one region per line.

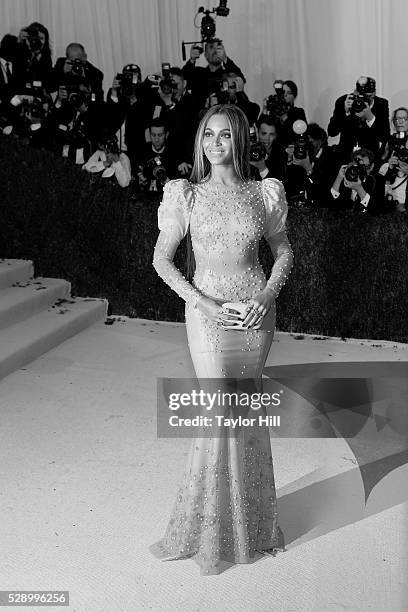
xmin=203 ymin=114 xmax=233 ymax=165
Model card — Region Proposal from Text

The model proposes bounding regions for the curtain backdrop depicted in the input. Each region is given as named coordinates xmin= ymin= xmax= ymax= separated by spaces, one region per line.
xmin=1 ymin=0 xmax=407 ymax=132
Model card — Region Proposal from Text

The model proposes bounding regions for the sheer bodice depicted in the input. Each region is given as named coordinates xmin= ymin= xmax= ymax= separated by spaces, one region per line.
xmin=153 ymin=178 xmax=294 ymax=314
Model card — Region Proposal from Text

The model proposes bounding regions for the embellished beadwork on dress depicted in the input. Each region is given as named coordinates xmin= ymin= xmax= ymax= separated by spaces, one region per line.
xmin=151 ymin=177 xmax=294 ymax=575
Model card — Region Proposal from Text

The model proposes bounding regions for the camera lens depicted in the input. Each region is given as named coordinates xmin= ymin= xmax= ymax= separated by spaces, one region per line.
xmin=344 ymin=164 xmax=359 ymax=182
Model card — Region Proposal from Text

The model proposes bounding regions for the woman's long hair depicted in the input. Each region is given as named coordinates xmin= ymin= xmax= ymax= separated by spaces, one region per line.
xmin=186 ymin=104 xmax=251 ymax=279
xmin=28 ymin=22 xmax=52 ymax=61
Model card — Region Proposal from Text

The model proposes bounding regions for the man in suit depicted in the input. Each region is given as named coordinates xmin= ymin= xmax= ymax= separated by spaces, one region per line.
xmin=47 ymin=77 xmax=106 ymax=163
xmin=329 ymin=147 xmax=383 ymax=214
xmin=52 ymin=43 xmax=104 ymax=102
xmin=250 ymin=116 xmax=286 ymax=181
xmin=288 ymin=123 xmax=340 ymax=206
xmin=182 ymin=38 xmax=245 ymax=108
xmin=0 ymin=34 xmax=21 ymax=129
xmin=328 ymin=76 xmax=390 ymax=163
xmin=158 ymin=67 xmax=201 ymax=177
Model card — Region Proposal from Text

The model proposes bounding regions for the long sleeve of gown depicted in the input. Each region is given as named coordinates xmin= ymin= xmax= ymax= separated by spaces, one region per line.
xmin=261 ymin=178 xmax=294 ymax=297
xmin=152 ymin=179 xmax=203 ymax=308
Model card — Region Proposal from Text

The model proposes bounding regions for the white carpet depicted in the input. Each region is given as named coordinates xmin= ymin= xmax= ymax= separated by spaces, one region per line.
xmin=0 ymin=318 xmax=407 ymax=612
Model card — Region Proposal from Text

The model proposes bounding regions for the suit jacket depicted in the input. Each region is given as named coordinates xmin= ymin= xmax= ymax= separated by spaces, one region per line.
xmin=328 ymin=173 xmax=384 ymax=214
xmin=52 ymin=57 xmax=104 ymax=101
xmin=159 ymin=92 xmax=201 ymax=167
xmin=46 ymin=100 xmax=107 ymax=162
xmin=14 ymin=43 xmax=54 ymax=92
xmin=328 ymin=94 xmax=390 ymax=162
xmin=250 ymin=141 xmax=287 ymax=182
xmin=0 ymin=59 xmax=26 ymax=127
xmin=106 ymin=85 xmax=154 ymax=168
xmin=307 ymin=145 xmax=341 ymax=206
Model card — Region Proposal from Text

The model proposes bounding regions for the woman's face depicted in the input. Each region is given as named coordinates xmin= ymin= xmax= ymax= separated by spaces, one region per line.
xmin=283 ymin=84 xmax=295 ymax=106
xmin=38 ymin=31 xmax=46 ymax=48
xmin=203 ymin=113 xmax=233 ymax=167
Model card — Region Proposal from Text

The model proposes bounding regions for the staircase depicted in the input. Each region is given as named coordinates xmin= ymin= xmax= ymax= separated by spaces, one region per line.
xmin=0 ymin=259 xmax=108 ymax=381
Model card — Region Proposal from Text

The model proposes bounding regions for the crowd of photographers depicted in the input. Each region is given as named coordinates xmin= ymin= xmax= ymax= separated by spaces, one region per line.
xmin=0 ymin=22 xmax=407 ymax=212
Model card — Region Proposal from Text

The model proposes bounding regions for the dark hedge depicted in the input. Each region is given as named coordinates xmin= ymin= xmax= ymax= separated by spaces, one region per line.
xmin=1 ymin=135 xmax=407 ymax=341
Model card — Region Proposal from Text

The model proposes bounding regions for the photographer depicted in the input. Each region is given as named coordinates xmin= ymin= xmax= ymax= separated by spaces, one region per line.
xmin=158 ymin=67 xmax=200 ymax=177
xmin=52 ymin=43 xmax=104 ymax=102
xmin=15 ymin=22 xmax=53 ymax=93
xmin=137 ymin=119 xmax=173 ymax=191
xmin=182 ymin=38 xmax=245 ymax=107
xmin=377 ymin=108 xmax=408 ymax=213
xmin=328 ymin=76 xmax=390 ymax=163
xmin=329 ymin=147 xmax=381 ymax=213
xmin=0 ymin=34 xmax=21 ymax=130
xmin=262 ymin=80 xmax=307 ymax=145
xmin=47 ymin=77 xmax=105 ymax=163
xmin=289 ymin=123 xmax=340 ymax=207
xmin=82 ymin=132 xmax=131 ymax=188
xmin=378 ymin=107 xmax=408 ymax=164
xmin=205 ymin=71 xmax=259 ymax=125
xmin=5 ymin=90 xmax=52 ymax=150
xmin=249 ymin=116 xmax=286 ymax=181
xmin=107 ymin=64 xmax=152 ymax=173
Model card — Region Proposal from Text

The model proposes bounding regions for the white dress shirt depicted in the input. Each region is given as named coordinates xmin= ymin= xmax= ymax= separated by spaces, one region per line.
xmin=83 ymin=150 xmax=131 ymax=187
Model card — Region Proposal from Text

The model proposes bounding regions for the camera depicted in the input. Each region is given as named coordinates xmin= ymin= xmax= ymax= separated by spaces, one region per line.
xmin=102 ymin=136 xmax=120 ymax=156
xmin=181 ymin=1 xmax=230 ymax=60
xmin=350 ymin=76 xmax=375 ymax=114
xmin=387 ymin=132 xmax=408 ymax=182
xmin=344 ymin=162 xmax=367 ymax=182
xmin=199 ymin=2 xmax=230 ymax=41
xmin=206 ymin=76 xmax=230 ymax=105
xmin=293 ymin=136 xmax=308 ymax=160
xmin=64 ymin=82 xmax=90 ymax=108
xmin=250 ymin=142 xmax=267 ymax=163
xmin=20 ymin=96 xmax=45 ymax=121
xmin=159 ymin=63 xmax=175 ymax=96
xmin=19 ymin=80 xmax=46 ymax=120
xmin=356 ymin=76 xmax=376 ymax=95
xmin=390 ymin=131 xmax=408 ymax=160
xmin=249 ymin=126 xmax=267 ymax=162
xmin=350 ymin=93 xmax=370 ymax=114
xmin=70 ymin=121 xmax=88 ymax=147
xmin=291 ymin=119 xmax=309 ymax=160
xmin=394 ymin=147 xmax=408 ymax=164
xmin=24 ymin=26 xmax=43 ymax=53
xmin=266 ymin=80 xmax=291 ymax=119
xmin=70 ymin=58 xmax=84 ymax=76
xmin=68 ymin=89 xmax=86 ymax=108
xmin=116 ymin=64 xmax=141 ymax=96
xmin=144 ymin=156 xmax=167 ymax=184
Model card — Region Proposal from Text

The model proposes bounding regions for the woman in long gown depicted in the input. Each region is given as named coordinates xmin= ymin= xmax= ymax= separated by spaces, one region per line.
xmin=150 ymin=104 xmax=294 ymax=575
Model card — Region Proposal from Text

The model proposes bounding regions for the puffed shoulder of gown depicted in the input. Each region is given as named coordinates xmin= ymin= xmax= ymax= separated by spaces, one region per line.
xmin=259 ymin=177 xmax=289 ymax=238
xmin=157 ymin=178 xmax=193 ymax=240
xmin=157 ymin=177 xmax=289 ymax=240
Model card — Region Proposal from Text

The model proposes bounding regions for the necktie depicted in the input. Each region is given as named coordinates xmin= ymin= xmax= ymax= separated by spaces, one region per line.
xmin=5 ymin=62 xmax=12 ymax=83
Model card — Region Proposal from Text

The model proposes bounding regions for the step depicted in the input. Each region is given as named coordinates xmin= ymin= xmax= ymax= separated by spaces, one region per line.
xmin=0 ymin=296 xmax=108 ymax=381
xmin=0 ymin=277 xmax=71 ymax=331
xmin=0 ymin=259 xmax=34 ymax=290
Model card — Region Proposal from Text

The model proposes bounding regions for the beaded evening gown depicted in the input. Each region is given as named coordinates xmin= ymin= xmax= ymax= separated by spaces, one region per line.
xmin=150 ymin=178 xmax=294 ymax=575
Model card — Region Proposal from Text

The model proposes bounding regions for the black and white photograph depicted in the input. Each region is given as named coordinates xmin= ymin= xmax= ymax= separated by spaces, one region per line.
xmin=0 ymin=0 xmax=407 ymax=610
